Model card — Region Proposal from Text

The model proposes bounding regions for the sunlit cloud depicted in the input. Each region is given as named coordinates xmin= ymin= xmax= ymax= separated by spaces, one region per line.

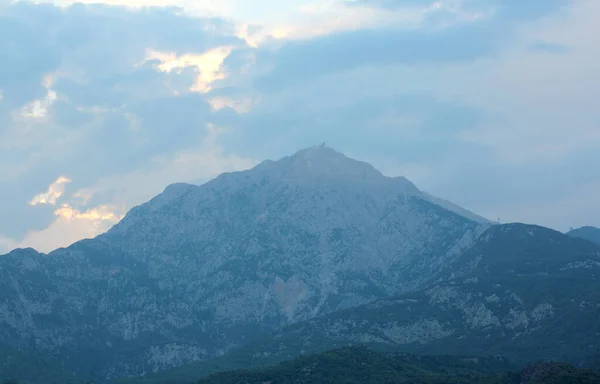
xmin=9 ymin=203 xmax=124 ymax=253
xmin=257 ymin=0 xmax=481 ymax=42
xmin=140 ymin=47 xmax=234 ymax=93
xmin=29 ymin=176 xmax=72 ymax=206
xmin=21 ymin=90 xmax=57 ymax=119
xmin=72 ymin=190 xmax=93 ymax=205
xmin=42 ymin=72 xmax=57 ymax=89
xmin=20 ymin=72 xmax=59 ymax=119
xmin=54 ymin=203 xmax=122 ymax=222
xmin=208 ymin=96 xmax=257 ymax=113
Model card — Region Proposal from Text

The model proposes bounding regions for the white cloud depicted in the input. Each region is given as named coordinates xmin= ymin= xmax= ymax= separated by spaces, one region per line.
xmin=54 ymin=203 xmax=122 ymax=221
xmin=20 ymin=90 xmax=57 ymax=119
xmin=242 ymin=1 xmax=431 ymax=43
xmin=25 ymin=0 xmax=460 ymax=48
xmin=140 ymin=46 xmax=234 ymax=93
xmin=29 ymin=176 xmax=72 ymax=206
xmin=208 ymin=95 xmax=257 ymax=113
xmin=20 ymin=72 xmax=59 ymax=119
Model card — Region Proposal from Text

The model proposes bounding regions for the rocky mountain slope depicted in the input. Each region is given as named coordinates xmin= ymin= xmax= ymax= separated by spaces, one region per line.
xmin=133 ymin=223 xmax=600 ymax=384
xmin=0 ymin=146 xmax=490 ymax=381
xmin=568 ymin=226 xmax=600 ymax=245
xmin=240 ymin=224 xmax=600 ymax=365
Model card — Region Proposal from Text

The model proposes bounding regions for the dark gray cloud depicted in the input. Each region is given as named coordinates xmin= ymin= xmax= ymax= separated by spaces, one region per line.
xmin=0 ymin=12 xmax=60 ymax=108
xmin=250 ymin=0 xmax=575 ymax=92
xmin=254 ymin=21 xmax=503 ymax=91
xmin=0 ymin=2 xmax=242 ymax=106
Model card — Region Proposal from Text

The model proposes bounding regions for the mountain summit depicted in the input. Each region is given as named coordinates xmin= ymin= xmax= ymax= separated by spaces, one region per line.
xmin=263 ymin=145 xmax=388 ymax=182
xmin=200 ymin=145 xmax=420 ymax=193
xmin=0 ymin=146 xmax=490 ymax=381
xmin=568 ymin=226 xmax=600 ymax=245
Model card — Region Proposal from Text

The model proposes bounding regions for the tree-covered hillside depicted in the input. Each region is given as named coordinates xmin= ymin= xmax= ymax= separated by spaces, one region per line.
xmin=195 ymin=347 xmax=600 ymax=384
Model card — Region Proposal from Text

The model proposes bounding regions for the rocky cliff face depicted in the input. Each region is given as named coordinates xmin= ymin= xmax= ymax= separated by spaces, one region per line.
xmin=223 ymin=224 xmax=600 ymax=369
xmin=0 ymin=146 xmax=488 ymax=381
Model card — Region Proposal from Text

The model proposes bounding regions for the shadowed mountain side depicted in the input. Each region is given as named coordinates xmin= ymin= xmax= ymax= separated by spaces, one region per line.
xmin=122 ymin=224 xmax=600 ymax=384
xmin=568 ymin=226 xmax=600 ymax=245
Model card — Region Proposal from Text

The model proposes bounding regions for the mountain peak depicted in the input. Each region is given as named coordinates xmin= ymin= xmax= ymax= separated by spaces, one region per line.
xmin=262 ymin=144 xmax=387 ymax=185
xmin=292 ymin=143 xmax=345 ymax=159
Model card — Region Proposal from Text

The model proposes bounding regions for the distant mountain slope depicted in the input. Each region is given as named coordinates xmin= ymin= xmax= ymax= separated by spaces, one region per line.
xmin=0 ymin=146 xmax=489 ymax=382
xmin=135 ymin=223 xmax=600 ymax=383
xmin=149 ymin=346 xmax=599 ymax=384
xmin=421 ymin=191 xmax=492 ymax=224
xmin=0 ymin=341 xmax=81 ymax=384
xmin=197 ymin=347 xmax=513 ymax=384
xmin=245 ymin=224 xmax=600 ymax=366
xmin=568 ymin=226 xmax=600 ymax=245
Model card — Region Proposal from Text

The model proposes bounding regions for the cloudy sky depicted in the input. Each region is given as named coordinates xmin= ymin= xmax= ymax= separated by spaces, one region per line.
xmin=0 ymin=0 xmax=598 ymax=254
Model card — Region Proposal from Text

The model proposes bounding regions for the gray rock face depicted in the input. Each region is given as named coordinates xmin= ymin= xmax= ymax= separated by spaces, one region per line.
xmin=228 ymin=224 xmax=600 ymax=370
xmin=0 ymin=146 xmax=488 ymax=380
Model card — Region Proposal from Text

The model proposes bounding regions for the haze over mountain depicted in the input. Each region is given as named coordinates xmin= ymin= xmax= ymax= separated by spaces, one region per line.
xmin=0 ymin=146 xmax=491 ymax=381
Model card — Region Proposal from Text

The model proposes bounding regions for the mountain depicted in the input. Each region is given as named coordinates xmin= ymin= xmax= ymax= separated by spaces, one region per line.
xmin=233 ymin=224 xmax=600 ymax=366
xmin=133 ymin=223 xmax=600 ymax=383
xmin=197 ymin=347 xmax=513 ymax=384
xmin=0 ymin=341 xmax=82 ymax=384
xmin=568 ymin=226 xmax=600 ymax=245
xmin=420 ymin=191 xmax=492 ymax=224
xmin=0 ymin=146 xmax=490 ymax=382
xmin=132 ymin=346 xmax=599 ymax=384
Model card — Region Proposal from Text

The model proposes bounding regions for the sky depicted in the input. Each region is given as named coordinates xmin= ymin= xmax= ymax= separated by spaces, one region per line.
xmin=0 ymin=0 xmax=599 ymax=254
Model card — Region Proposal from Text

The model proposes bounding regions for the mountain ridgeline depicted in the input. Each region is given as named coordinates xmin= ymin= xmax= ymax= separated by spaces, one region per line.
xmin=568 ymin=226 xmax=600 ymax=245
xmin=1 ymin=146 xmax=599 ymax=383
